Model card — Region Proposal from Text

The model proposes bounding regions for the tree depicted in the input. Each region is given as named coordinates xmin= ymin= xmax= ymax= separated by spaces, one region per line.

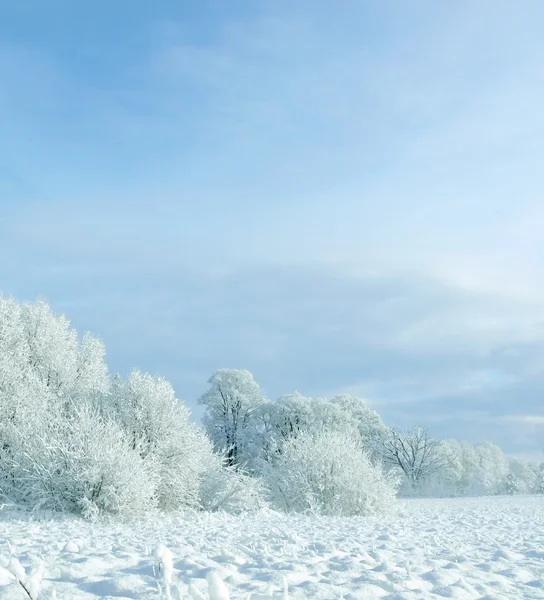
xmin=533 ymin=465 xmax=544 ymax=494
xmin=198 ymin=369 xmax=265 ymax=467
xmin=0 ymin=297 xmax=109 ymax=432
xmin=263 ymin=393 xmax=337 ymax=451
xmin=249 ymin=393 xmax=386 ymax=471
xmin=1 ymin=297 xmax=237 ymax=517
xmin=375 ymin=426 xmax=444 ymax=493
xmin=107 ymin=370 xmax=216 ymax=510
xmin=474 ymin=441 xmax=509 ymax=495
xmin=506 ymin=458 xmax=541 ymax=495
xmin=0 ymin=296 xmax=113 ymax=512
xmin=331 ymin=394 xmax=386 ymax=454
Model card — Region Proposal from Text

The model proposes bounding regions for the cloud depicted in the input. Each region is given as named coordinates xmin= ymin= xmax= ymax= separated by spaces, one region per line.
xmin=495 ymin=415 xmax=544 ymax=426
xmin=2 ymin=2 xmax=544 ymax=456
xmin=3 ymin=249 xmax=544 ymax=453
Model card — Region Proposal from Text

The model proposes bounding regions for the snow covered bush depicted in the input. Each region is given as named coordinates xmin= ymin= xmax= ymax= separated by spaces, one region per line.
xmin=0 ymin=296 xmax=116 ymax=515
xmin=2 ymin=403 xmax=155 ymax=518
xmin=200 ymin=458 xmax=264 ymax=513
xmin=265 ymin=430 xmax=397 ymax=516
xmin=107 ymin=370 xmax=216 ymax=511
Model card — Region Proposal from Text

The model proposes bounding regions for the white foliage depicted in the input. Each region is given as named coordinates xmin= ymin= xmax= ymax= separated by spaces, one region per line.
xmin=2 ymin=295 xmax=541 ymax=522
xmin=331 ymin=394 xmax=386 ymax=448
xmin=200 ymin=458 xmax=264 ymax=513
xmin=0 ymin=297 xmax=220 ymax=517
xmin=3 ymin=402 xmax=155 ymax=518
xmin=109 ymin=370 xmax=216 ymax=510
xmin=422 ymin=439 xmax=539 ymax=498
xmin=475 ymin=441 xmax=509 ymax=495
xmin=265 ymin=430 xmax=397 ymax=516
xmin=249 ymin=392 xmax=385 ymax=473
xmin=199 ymin=369 xmax=266 ymax=467
xmin=0 ymin=297 xmax=125 ymax=517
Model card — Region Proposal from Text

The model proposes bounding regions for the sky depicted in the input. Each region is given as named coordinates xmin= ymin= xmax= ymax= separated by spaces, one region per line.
xmin=1 ymin=1 xmax=544 ymax=459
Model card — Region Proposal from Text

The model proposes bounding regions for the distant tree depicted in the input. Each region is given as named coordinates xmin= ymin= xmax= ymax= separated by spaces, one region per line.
xmin=533 ymin=465 xmax=544 ymax=494
xmin=264 ymin=393 xmax=336 ymax=450
xmin=375 ymin=426 xmax=444 ymax=492
xmin=505 ymin=458 xmax=540 ymax=495
xmin=250 ymin=392 xmax=385 ymax=470
xmin=331 ymin=394 xmax=386 ymax=452
xmin=198 ymin=369 xmax=265 ymax=467
xmin=473 ymin=441 xmax=509 ymax=495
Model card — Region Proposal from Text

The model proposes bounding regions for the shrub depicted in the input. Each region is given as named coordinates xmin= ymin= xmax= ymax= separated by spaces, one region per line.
xmin=265 ymin=430 xmax=397 ymax=516
xmin=200 ymin=458 xmax=264 ymax=513
xmin=107 ymin=370 xmax=217 ymax=511
xmin=1 ymin=403 xmax=156 ymax=519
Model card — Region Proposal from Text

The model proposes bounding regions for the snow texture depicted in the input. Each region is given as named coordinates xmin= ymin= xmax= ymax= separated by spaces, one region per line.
xmin=0 ymin=496 xmax=542 ymax=599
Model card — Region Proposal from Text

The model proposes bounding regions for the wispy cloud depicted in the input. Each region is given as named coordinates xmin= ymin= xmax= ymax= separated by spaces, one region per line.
xmin=495 ymin=415 xmax=544 ymax=426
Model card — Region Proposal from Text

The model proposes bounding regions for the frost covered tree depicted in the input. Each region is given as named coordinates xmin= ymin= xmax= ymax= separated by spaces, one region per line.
xmin=0 ymin=297 xmax=242 ymax=517
xmin=1 ymin=298 xmax=109 ymax=481
xmin=533 ymin=465 xmax=544 ymax=494
xmin=424 ymin=439 xmax=533 ymax=497
xmin=249 ymin=392 xmax=385 ymax=470
xmin=198 ymin=369 xmax=265 ymax=467
xmin=107 ymin=370 xmax=215 ymax=510
xmin=0 ymin=297 xmax=108 ymax=431
xmin=428 ymin=439 xmax=466 ymax=496
xmin=504 ymin=458 xmax=538 ymax=495
xmin=261 ymin=393 xmax=336 ymax=452
xmin=331 ymin=394 xmax=386 ymax=452
xmin=473 ymin=441 xmax=509 ymax=495
xmin=265 ymin=430 xmax=397 ymax=516
xmin=0 ymin=297 xmax=123 ymax=515
xmin=375 ymin=426 xmax=444 ymax=493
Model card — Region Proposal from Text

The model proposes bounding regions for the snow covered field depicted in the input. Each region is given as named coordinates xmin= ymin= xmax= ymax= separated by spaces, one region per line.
xmin=0 ymin=496 xmax=542 ymax=599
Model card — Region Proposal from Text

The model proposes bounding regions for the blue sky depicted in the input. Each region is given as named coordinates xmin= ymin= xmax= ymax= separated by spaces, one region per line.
xmin=1 ymin=1 xmax=544 ymax=458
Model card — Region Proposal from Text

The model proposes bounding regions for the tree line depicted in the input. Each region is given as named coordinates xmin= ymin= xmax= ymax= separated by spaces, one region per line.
xmin=198 ymin=370 xmax=544 ymax=497
xmin=1 ymin=297 xmax=542 ymax=520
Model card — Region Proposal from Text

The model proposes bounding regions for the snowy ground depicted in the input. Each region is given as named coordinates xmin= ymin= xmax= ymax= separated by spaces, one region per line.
xmin=0 ymin=496 xmax=542 ymax=599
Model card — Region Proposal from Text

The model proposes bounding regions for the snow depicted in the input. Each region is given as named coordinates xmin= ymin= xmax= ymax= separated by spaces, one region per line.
xmin=0 ymin=496 xmax=542 ymax=599
xmin=155 ymin=545 xmax=174 ymax=586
